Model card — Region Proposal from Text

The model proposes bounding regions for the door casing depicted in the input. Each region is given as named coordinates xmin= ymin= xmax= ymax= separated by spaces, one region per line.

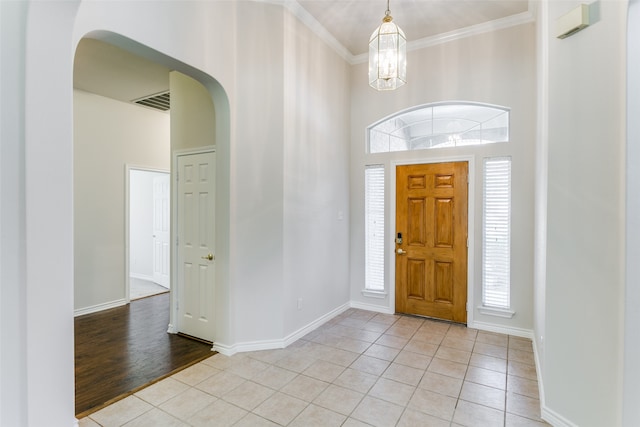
xmin=389 ymin=156 xmax=475 ymax=325
xmin=125 ymin=165 xmax=170 ymax=303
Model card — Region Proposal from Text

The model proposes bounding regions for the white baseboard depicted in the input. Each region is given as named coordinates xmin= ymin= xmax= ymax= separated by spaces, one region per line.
xmin=350 ymin=300 xmax=395 ymax=314
xmin=214 ymin=306 xmax=534 ymax=356
xmin=431 ymin=318 xmax=573 ymax=426
xmin=541 ymin=406 xmax=578 ymax=427
xmin=469 ymin=320 xmax=535 ymax=340
xmin=74 ymin=299 xmax=127 ymax=317
xmin=212 ymin=302 xmax=351 ymax=356
xmin=213 ymin=338 xmax=283 ymax=357
xmin=532 ymin=336 xmax=578 ymax=427
xmin=212 ymin=342 xmax=237 ymax=356
xmin=283 ymin=302 xmax=351 ymax=348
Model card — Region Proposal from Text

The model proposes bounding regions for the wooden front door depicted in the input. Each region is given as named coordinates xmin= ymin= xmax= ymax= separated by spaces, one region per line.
xmin=395 ymin=162 xmax=468 ymax=323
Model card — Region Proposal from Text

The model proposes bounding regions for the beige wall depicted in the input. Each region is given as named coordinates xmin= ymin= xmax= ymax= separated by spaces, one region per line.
xmin=74 ymin=90 xmax=170 ymax=311
xmin=170 ymin=70 xmax=216 ymax=151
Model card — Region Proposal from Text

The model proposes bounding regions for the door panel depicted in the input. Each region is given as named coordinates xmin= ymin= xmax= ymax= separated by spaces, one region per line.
xmin=407 ymin=259 xmax=426 ymax=299
xmin=435 ymin=198 xmax=453 ymax=247
xmin=177 ymin=151 xmax=216 ymax=343
xmin=395 ymin=162 xmax=468 ymax=323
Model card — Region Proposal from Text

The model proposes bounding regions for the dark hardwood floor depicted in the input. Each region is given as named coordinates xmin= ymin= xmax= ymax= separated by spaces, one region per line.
xmin=75 ymin=293 xmax=214 ymax=417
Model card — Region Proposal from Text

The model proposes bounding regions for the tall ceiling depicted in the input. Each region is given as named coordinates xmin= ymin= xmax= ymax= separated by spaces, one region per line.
xmin=73 ymin=0 xmax=531 ymax=105
xmin=297 ymin=0 xmax=530 ymax=57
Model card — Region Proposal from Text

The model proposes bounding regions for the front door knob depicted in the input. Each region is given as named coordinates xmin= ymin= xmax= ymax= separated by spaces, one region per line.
xmin=201 ymin=253 xmax=214 ymax=261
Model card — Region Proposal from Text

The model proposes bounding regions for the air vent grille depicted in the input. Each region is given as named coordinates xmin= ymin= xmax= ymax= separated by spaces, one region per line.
xmin=133 ymin=91 xmax=170 ymax=111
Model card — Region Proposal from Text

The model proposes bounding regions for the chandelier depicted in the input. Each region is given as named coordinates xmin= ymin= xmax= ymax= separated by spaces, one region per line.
xmin=368 ymin=0 xmax=407 ymax=91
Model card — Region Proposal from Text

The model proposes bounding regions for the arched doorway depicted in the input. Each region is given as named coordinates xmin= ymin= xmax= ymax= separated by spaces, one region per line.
xmin=72 ymin=31 xmax=231 ymax=416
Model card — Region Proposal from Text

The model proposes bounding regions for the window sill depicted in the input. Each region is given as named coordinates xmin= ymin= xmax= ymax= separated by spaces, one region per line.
xmin=362 ymin=289 xmax=388 ymax=299
xmin=477 ymin=305 xmax=516 ymax=318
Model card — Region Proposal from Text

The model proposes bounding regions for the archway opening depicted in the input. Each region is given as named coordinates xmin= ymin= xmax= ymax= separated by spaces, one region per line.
xmin=72 ymin=31 xmax=231 ymax=416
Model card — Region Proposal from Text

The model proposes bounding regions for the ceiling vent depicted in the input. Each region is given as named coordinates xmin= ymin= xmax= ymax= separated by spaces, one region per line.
xmin=133 ymin=91 xmax=170 ymax=111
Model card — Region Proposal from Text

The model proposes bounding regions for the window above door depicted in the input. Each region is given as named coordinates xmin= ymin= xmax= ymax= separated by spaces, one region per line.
xmin=368 ymin=102 xmax=510 ymax=153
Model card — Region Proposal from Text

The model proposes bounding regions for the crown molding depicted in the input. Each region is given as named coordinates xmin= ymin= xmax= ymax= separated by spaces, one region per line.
xmin=353 ymin=7 xmax=536 ymax=64
xmin=259 ymin=0 xmax=536 ymax=66
xmin=260 ymin=0 xmax=354 ymax=63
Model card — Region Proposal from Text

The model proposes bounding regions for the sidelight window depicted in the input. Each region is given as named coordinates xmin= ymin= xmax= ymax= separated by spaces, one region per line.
xmin=482 ymin=157 xmax=512 ymax=309
xmin=365 ymin=165 xmax=385 ymax=292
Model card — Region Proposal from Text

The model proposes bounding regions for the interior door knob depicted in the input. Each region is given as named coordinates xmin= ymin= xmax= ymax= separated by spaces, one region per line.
xmin=397 ymin=248 xmax=406 ymax=255
xmin=201 ymin=253 xmax=214 ymax=261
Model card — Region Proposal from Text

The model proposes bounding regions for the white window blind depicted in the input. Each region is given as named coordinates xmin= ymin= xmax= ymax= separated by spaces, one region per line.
xmin=483 ymin=157 xmax=511 ymax=308
xmin=365 ymin=165 xmax=385 ymax=291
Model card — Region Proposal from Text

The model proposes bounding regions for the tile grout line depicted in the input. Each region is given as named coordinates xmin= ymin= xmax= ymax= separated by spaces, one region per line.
xmin=83 ymin=309 xmax=546 ymax=427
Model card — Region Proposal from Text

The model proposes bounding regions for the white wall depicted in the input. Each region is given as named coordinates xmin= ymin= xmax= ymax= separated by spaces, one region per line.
xmin=625 ymin=2 xmax=640 ymax=425
xmin=22 ymin=2 xmax=79 ymax=424
xmin=74 ymin=90 xmax=170 ymax=311
xmin=349 ymin=23 xmax=537 ymax=334
xmin=533 ymin=0 xmax=550 ymax=383
xmin=231 ymin=2 xmax=287 ymax=344
xmin=282 ymin=10 xmax=351 ymax=337
xmin=129 ymin=169 xmax=169 ymax=281
xmin=0 ymin=1 xmax=28 ymax=425
xmin=542 ymin=1 xmax=626 ymax=425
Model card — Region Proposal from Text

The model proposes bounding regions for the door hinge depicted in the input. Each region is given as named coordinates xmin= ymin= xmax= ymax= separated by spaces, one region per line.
xmin=466 ymin=302 xmax=469 ymax=312
xmin=466 ymin=238 xmax=469 ymax=248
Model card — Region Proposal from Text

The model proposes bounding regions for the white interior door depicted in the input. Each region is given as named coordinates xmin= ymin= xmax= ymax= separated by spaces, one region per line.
xmin=177 ymin=151 xmax=216 ymax=342
xmin=152 ymin=174 xmax=170 ymax=288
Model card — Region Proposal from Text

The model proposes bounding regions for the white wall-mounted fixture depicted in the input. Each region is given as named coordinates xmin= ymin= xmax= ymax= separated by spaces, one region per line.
xmin=368 ymin=0 xmax=407 ymax=91
xmin=556 ymin=4 xmax=590 ymax=39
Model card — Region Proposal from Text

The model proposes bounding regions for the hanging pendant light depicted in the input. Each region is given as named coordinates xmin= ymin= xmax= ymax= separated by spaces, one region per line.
xmin=368 ymin=0 xmax=407 ymax=91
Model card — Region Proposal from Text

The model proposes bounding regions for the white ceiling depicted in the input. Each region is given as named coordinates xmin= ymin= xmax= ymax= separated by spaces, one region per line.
xmin=73 ymin=0 xmax=531 ymax=104
xmin=296 ymin=0 xmax=530 ymax=57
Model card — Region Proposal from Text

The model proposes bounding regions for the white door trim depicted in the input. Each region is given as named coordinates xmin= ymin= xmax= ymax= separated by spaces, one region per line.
xmin=124 ymin=164 xmax=170 ymax=304
xmin=168 ymin=146 xmax=216 ymax=335
xmin=389 ymin=155 xmax=475 ymax=325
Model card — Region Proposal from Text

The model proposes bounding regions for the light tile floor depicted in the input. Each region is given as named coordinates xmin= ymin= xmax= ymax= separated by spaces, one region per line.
xmin=79 ymin=309 xmax=551 ymax=427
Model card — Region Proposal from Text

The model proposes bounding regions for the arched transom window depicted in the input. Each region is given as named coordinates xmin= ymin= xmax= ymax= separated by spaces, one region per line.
xmin=368 ymin=102 xmax=510 ymax=153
